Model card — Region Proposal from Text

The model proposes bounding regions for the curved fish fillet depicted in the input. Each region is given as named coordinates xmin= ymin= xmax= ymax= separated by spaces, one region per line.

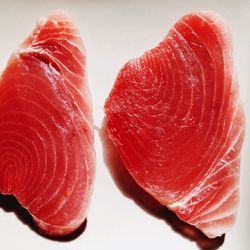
xmin=105 ymin=11 xmax=245 ymax=238
xmin=0 ymin=11 xmax=95 ymax=236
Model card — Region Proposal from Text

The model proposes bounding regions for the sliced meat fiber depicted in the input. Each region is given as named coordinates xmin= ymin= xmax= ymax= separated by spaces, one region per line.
xmin=0 ymin=11 xmax=95 ymax=236
xmin=104 ymin=11 xmax=245 ymax=238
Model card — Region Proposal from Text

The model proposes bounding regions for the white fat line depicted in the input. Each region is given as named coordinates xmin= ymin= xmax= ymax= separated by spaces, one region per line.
xmin=168 ymin=174 xmax=238 ymax=213
xmin=210 ymin=122 xmax=244 ymax=177
xmin=197 ymin=206 xmax=237 ymax=225
xmin=32 ymin=37 xmax=85 ymax=70
xmin=11 ymin=50 xmax=92 ymax=131
xmin=190 ymin=185 xmax=238 ymax=223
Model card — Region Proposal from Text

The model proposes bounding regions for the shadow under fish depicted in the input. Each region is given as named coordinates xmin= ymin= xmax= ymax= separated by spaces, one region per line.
xmin=0 ymin=194 xmax=87 ymax=242
xmin=99 ymin=119 xmax=225 ymax=250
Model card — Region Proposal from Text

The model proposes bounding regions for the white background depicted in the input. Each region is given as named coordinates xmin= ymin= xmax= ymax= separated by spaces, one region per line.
xmin=0 ymin=0 xmax=249 ymax=249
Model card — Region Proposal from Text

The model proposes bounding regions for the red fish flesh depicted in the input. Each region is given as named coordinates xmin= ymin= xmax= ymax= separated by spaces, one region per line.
xmin=105 ymin=11 xmax=245 ymax=238
xmin=0 ymin=11 xmax=95 ymax=236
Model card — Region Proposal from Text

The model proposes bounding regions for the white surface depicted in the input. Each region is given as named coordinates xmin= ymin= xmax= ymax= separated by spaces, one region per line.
xmin=0 ymin=0 xmax=249 ymax=249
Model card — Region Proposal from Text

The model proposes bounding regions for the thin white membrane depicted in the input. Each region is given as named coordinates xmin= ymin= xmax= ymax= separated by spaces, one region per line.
xmin=22 ymin=22 xmax=94 ymax=219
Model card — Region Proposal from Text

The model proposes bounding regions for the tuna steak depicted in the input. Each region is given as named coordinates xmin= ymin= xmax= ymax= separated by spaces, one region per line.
xmin=104 ymin=11 xmax=245 ymax=238
xmin=0 ymin=11 xmax=95 ymax=236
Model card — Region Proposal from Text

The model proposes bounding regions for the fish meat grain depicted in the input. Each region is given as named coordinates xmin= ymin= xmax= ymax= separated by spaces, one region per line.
xmin=105 ymin=11 xmax=245 ymax=238
xmin=0 ymin=11 xmax=95 ymax=236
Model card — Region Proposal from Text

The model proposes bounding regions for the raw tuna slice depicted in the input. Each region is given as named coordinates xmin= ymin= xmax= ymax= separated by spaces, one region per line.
xmin=0 ymin=11 xmax=95 ymax=236
xmin=104 ymin=11 xmax=245 ymax=238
